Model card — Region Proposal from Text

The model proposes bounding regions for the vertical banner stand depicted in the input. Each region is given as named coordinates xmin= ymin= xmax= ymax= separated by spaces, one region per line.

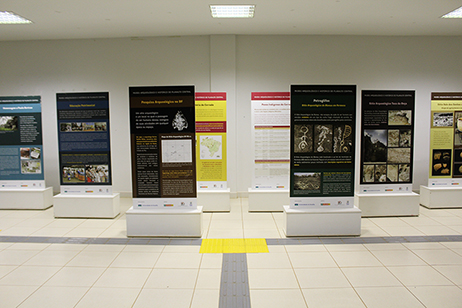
xmin=420 ymin=92 xmax=462 ymax=209
xmin=53 ymin=92 xmax=120 ymax=218
xmin=126 ymin=86 xmax=202 ymax=237
xmin=195 ymin=92 xmax=230 ymax=212
xmin=0 ymin=96 xmax=52 ymax=210
xmin=355 ymin=90 xmax=419 ymax=217
xmin=284 ymin=85 xmax=361 ymax=236
xmin=248 ymin=92 xmax=291 ymax=211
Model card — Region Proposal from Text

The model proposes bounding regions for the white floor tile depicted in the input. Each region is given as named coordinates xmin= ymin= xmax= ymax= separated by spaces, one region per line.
xmin=144 ymin=268 xmax=198 ymax=289
xmin=75 ymin=287 xmax=140 ymax=308
xmin=399 ymin=216 xmax=441 ymax=226
xmin=295 ymin=267 xmax=350 ymax=288
xmin=433 ymin=265 xmax=462 ymax=285
xmin=30 ymin=227 xmax=73 ymax=237
xmin=200 ymin=253 xmax=223 ymax=269
xmin=190 ymin=289 xmax=220 ymax=308
xmin=243 ymin=219 xmax=278 ymax=229
xmin=0 ymin=265 xmax=61 ymax=286
xmin=0 ymin=285 xmax=39 ymax=308
xmin=364 ymin=243 xmax=407 ymax=251
xmin=402 ymin=242 xmax=447 ymax=250
xmin=155 ymin=252 xmax=202 ymax=269
xmin=248 ymin=268 xmax=299 ymax=289
xmin=388 ymin=265 xmax=454 ymax=286
xmin=412 ymin=249 xmax=462 ymax=265
xmin=44 ymin=244 xmax=87 ymax=251
xmin=247 ymin=252 xmax=292 ymax=269
xmin=17 ymin=286 xmax=89 ymax=308
xmin=244 ymin=228 xmax=282 ymax=238
xmin=330 ymin=251 xmax=382 ymax=267
xmin=288 ymin=251 xmax=338 ymax=268
xmin=15 ymin=219 xmax=52 ymax=228
xmin=0 ymin=265 xmax=17 ymax=279
xmin=83 ymin=244 xmax=125 ymax=252
xmin=409 ymin=285 xmax=462 ymax=308
xmin=23 ymin=249 xmax=80 ymax=266
xmin=360 ymin=226 xmax=390 ymax=237
xmin=66 ymin=250 xmax=120 ymax=267
xmin=206 ymin=229 xmax=244 ymax=238
xmin=122 ymin=245 xmax=165 ymax=253
xmin=284 ymin=244 xmax=327 ymax=252
xmin=195 ymin=268 xmax=221 ymax=289
xmin=94 ymin=267 xmax=151 ymax=288
xmin=342 ymin=266 xmax=402 ymax=287
xmin=64 ymin=228 xmax=105 ymax=238
xmin=302 ymin=288 xmax=366 ymax=308
xmin=325 ymin=244 xmax=367 ymax=252
xmin=0 ymin=249 xmax=41 ymax=265
xmin=162 ymin=245 xmax=200 ymax=253
xmin=133 ymin=288 xmax=194 ymax=308
xmin=355 ymin=286 xmax=425 ymax=308
xmin=0 ymin=227 xmax=42 ymax=236
xmin=370 ymin=249 xmax=427 ymax=266
xmin=44 ymin=266 xmax=106 ymax=287
xmin=379 ymin=226 xmax=425 ymax=236
xmin=250 ymin=289 xmax=307 ymax=308
xmin=8 ymin=243 xmax=50 ymax=250
xmin=109 ymin=251 xmax=160 ymax=268
xmin=414 ymin=225 xmax=461 ymax=235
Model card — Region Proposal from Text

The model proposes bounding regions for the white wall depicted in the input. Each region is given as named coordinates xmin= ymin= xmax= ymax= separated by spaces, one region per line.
xmin=0 ymin=35 xmax=461 ymax=195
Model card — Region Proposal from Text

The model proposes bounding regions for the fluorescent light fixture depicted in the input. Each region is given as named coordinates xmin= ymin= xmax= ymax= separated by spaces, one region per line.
xmin=441 ymin=6 xmax=462 ymax=18
xmin=0 ymin=11 xmax=32 ymax=24
xmin=210 ymin=5 xmax=255 ymax=18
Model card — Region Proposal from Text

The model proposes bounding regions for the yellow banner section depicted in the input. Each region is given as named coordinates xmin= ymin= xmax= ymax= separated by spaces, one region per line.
xmin=195 ymin=100 xmax=227 ymax=122
xmin=195 ymin=97 xmax=227 ymax=182
xmin=429 ymin=98 xmax=462 ymax=178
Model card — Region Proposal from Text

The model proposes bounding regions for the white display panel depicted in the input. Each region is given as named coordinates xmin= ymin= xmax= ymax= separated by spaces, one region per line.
xmin=251 ymin=92 xmax=290 ymax=190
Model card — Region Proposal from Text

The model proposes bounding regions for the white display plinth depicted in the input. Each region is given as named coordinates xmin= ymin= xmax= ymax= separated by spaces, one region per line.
xmin=420 ymin=185 xmax=462 ymax=209
xmin=198 ymin=189 xmax=230 ymax=212
xmin=355 ymin=192 xmax=419 ymax=217
xmin=126 ymin=206 xmax=202 ymax=237
xmin=53 ymin=193 xmax=120 ymax=218
xmin=248 ymin=188 xmax=289 ymax=212
xmin=283 ymin=205 xmax=361 ymax=237
xmin=0 ymin=187 xmax=53 ymax=210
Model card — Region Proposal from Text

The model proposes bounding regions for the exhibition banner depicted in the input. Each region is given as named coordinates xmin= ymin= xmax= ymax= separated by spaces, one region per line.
xmin=195 ymin=92 xmax=227 ymax=190
xmin=129 ymin=86 xmax=197 ymax=208
xmin=0 ymin=96 xmax=45 ymax=189
xmin=429 ymin=92 xmax=462 ymax=187
xmin=290 ymin=85 xmax=356 ymax=208
xmin=56 ymin=92 xmax=112 ymax=194
xmin=251 ymin=92 xmax=290 ymax=190
xmin=360 ymin=90 xmax=415 ymax=194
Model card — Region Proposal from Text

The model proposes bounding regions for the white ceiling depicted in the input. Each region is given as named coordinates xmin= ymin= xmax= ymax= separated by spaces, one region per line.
xmin=1 ymin=0 xmax=462 ymax=41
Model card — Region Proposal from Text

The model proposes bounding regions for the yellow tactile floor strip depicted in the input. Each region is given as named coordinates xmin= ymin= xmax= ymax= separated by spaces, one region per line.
xmin=200 ymin=238 xmax=269 ymax=253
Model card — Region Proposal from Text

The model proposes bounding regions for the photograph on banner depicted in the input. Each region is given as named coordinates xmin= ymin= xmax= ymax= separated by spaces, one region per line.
xmin=129 ymin=85 xmax=196 ymax=207
xmin=360 ymin=90 xmax=415 ymax=193
xmin=251 ymin=92 xmax=290 ymax=190
xmin=195 ymin=92 xmax=227 ymax=190
xmin=56 ymin=92 xmax=112 ymax=194
xmin=290 ymin=85 xmax=356 ymax=207
xmin=429 ymin=92 xmax=462 ymax=186
xmin=0 ymin=96 xmax=45 ymax=189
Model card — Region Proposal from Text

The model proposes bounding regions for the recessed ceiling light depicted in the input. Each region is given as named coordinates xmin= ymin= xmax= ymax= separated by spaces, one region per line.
xmin=210 ymin=5 xmax=255 ymax=18
xmin=441 ymin=6 xmax=462 ymax=18
xmin=0 ymin=11 xmax=32 ymax=24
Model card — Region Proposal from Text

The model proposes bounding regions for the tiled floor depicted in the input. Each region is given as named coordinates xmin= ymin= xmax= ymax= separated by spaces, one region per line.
xmin=1 ymin=198 xmax=462 ymax=307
